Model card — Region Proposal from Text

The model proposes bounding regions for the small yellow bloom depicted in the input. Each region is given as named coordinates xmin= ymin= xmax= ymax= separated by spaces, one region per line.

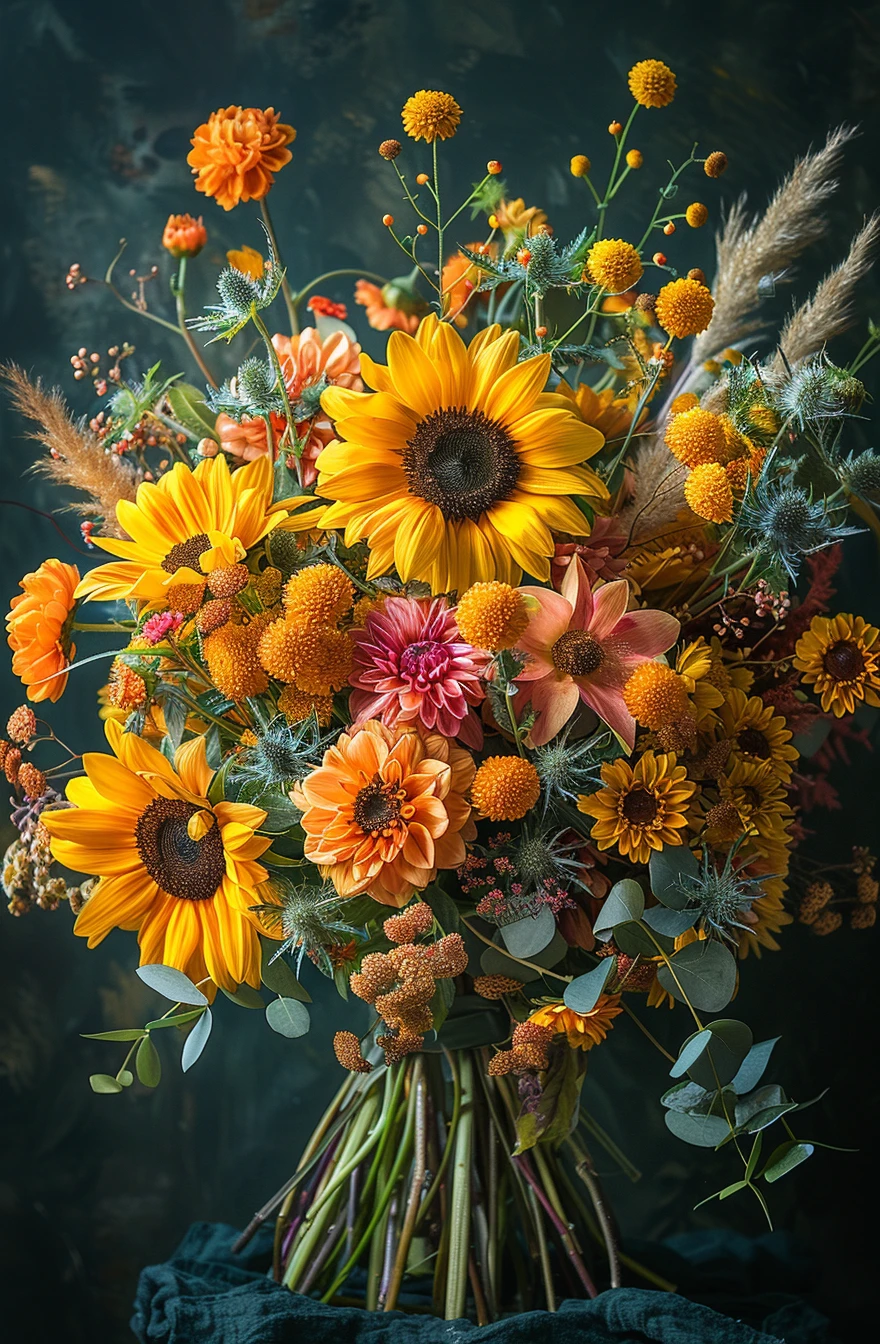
xmin=585 ymin=238 xmax=643 ymax=293
xmin=455 ymin=582 xmax=530 ymax=652
xmin=685 ymin=202 xmax=709 ymax=228
xmin=226 ymin=244 xmax=264 ymax=280
xmin=793 ymin=613 xmax=880 ymax=717
xmin=623 ymin=661 xmax=691 ymax=730
xmin=570 ymin=154 xmax=591 ymax=177
xmin=528 ymin=996 xmax=623 ymax=1051
xmin=628 ymin=59 xmax=677 ymax=108
xmin=626 ymin=149 xmax=643 ymax=169
xmin=472 ymin=756 xmax=541 ymax=822
xmin=684 ymin=462 xmax=734 ymax=524
xmin=655 ymin=277 xmax=715 ymax=339
xmin=401 ymin=90 xmax=462 ymax=143
xmin=665 ymin=407 xmax=727 ymax=468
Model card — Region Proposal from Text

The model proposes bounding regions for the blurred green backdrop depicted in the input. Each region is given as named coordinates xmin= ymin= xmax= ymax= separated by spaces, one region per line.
xmin=1 ymin=0 xmax=879 ymax=1338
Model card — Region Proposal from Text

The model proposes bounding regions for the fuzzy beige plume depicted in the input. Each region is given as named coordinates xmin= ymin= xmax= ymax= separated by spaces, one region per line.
xmin=692 ymin=125 xmax=857 ymax=365
xmin=2 ymin=365 xmax=139 ymax=538
xmin=616 ymin=437 xmax=693 ymax=547
xmin=769 ymin=214 xmax=880 ymax=374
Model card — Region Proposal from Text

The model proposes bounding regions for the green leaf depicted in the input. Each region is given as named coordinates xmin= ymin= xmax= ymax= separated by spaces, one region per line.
xmin=429 ymin=977 xmax=456 ymax=1034
xmin=89 ymin=1073 xmax=124 ymax=1094
xmin=220 ymin=984 xmax=265 ymax=1009
xmin=155 ymin=687 xmax=187 ymax=750
xmin=82 ymin=1028 xmax=147 ymax=1042
xmin=479 ymin=929 xmax=568 ymax=981
xmin=117 ymin=1069 xmax=134 ymax=1088
xmin=735 ymin=1083 xmax=787 ymax=1128
xmin=166 ymin=382 xmax=218 ymax=440
xmin=642 ymin=905 xmax=698 ymax=937
xmin=685 ymin=1019 xmax=753 ymax=1090
xmin=265 ymin=996 xmax=311 ymax=1038
xmin=144 ymin=1008 xmax=206 ymax=1031
xmin=664 ymin=1109 xmax=731 ymax=1148
xmin=260 ymin=943 xmax=311 ymax=1002
xmin=762 ymin=1140 xmax=814 ymax=1183
xmin=423 ymin=885 xmax=461 ymax=933
xmin=431 ymin=998 xmax=507 ymax=1051
xmin=745 ymin=1131 xmax=763 ymax=1180
xmin=136 ymin=964 xmax=208 ymax=1007
xmin=718 ymin=1180 xmax=749 ymax=1201
xmin=207 ymin=756 xmax=234 ymax=805
xmin=657 ymin=939 xmax=737 ymax=1013
xmin=501 ymin=906 xmax=557 ymax=958
xmin=670 ymin=1029 xmax=713 ymax=1078
xmin=237 ymin=779 xmax=301 ymax=834
xmin=564 ymin=958 xmax=615 ymax=1015
xmin=136 ymin=1036 xmax=162 ymax=1088
xmin=649 ymin=846 xmax=699 ymax=909
xmin=181 ymin=1008 xmax=213 ymax=1072
xmin=613 ymin=920 xmax=670 ymax=958
xmin=514 ymin=1044 xmax=586 ymax=1154
xmin=592 ymin=879 xmax=644 ymax=936
xmin=730 ymin=1037 xmax=780 ymax=1095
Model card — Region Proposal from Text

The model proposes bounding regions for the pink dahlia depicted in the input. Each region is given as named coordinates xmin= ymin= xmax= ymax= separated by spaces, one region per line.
xmin=350 ymin=596 xmax=490 ymax=747
xmin=215 ymin=327 xmax=362 ymax=487
xmin=515 ymin=558 xmax=680 ymax=748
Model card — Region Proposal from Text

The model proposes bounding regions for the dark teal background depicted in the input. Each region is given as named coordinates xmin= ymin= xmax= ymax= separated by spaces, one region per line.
xmin=1 ymin=1 xmax=878 ymax=1338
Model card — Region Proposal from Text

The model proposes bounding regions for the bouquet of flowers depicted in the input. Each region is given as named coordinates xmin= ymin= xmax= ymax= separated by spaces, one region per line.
xmin=4 ymin=62 xmax=879 ymax=1322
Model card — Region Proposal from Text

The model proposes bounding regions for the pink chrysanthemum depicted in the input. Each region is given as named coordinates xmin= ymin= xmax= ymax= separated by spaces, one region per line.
xmin=141 ymin=611 xmax=185 ymax=645
xmin=349 ymin=596 xmax=490 ymax=747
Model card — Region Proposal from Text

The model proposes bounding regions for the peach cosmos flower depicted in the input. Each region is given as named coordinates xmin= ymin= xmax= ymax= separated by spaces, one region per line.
xmin=291 ymin=720 xmax=476 ymax=907
xmin=6 ymin=559 xmax=79 ymax=703
xmin=354 ymin=279 xmax=421 ymax=334
xmin=215 ymin=327 xmax=362 ymax=486
xmin=187 ymin=106 xmax=295 ymax=211
xmin=349 ymin=596 xmax=490 ymax=747
xmin=514 ymin=558 xmax=680 ymax=748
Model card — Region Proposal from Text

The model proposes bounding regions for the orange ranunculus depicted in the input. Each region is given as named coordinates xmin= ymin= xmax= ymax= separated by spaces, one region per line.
xmin=162 ymin=213 xmax=207 ymax=258
xmin=215 ymin=327 xmax=362 ymax=486
xmin=354 ymin=280 xmax=421 ymax=334
xmin=187 ymin=106 xmax=295 ymax=211
xmin=6 ymin=559 xmax=79 ymax=703
xmin=292 ymin=721 xmax=476 ymax=907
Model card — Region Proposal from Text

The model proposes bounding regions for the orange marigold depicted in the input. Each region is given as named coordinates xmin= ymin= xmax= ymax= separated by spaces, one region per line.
xmin=471 ymin=756 xmax=540 ymax=821
xmin=6 ymin=559 xmax=79 ymax=703
xmin=665 ymin=407 xmax=726 ymax=467
xmin=187 ymin=106 xmax=295 ymax=211
xmin=162 ymin=213 xmax=207 ymax=258
xmin=354 ymin=279 xmax=422 ymax=334
xmin=684 ymin=463 xmax=734 ymax=523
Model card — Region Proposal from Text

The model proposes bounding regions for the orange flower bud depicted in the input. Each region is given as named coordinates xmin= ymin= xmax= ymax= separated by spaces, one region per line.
xmin=663 ymin=221 xmax=676 ymax=235
xmin=416 ymin=223 xmax=428 ymax=235
xmin=162 ymin=213 xmax=207 ymax=259
xmin=608 ymin=120 xmax=623 ymax=135
xmin=382 ymin=214 xmax=394 ymax=227
xmin=416 ymin=173 xmax=430 ymax=185
xmin=653 ymin=251 xmax=667 ymax=266
xmin=516 ymin=248 xmax=531 ymax=266
xmin=535 ymin=325 xmax=548 ymax=338
xmin=487 ymin=160 xmax=502 ymax=174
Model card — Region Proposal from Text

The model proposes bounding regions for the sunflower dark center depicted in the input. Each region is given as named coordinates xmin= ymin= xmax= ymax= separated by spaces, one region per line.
xmin=353 ymin=777 xmax=402 ymax=834
xmin=621 ymin=788 xmax=659 ymax=825
xmin=134 ymin=797 xmax=225 ymax=901
xmin=402 ymin=406 xmax=520 ymax=520
xmin=551 ymin=629 xmax=605 ymax=677
xmin=161 ymin=532 xmax=212 ymax=575
xmin=737 ymin=728 xmax=771 ymax=759
xmin=823 ymin=640 xmax=864 ymax=682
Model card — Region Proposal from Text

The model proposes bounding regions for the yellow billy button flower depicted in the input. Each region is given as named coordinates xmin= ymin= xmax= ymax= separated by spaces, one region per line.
xmin=455 ymin=582 xmax=531 ymax=651
xmin=685 ymin=462 xmax=734 ymax=523
xmin=655 ymin=277 xmax=715 ymax=338
xmin=585 ymin=239 xmax=643 ymax=294
xmin=628 ymin=59 xmax=677 ymax=108
xmin=665 ymin=407 xmax=727 ymax=467
xmin=401 ymin=90 xmax=462 ymax=143
xmin=471 ymin=756 xmax=540 ymax=821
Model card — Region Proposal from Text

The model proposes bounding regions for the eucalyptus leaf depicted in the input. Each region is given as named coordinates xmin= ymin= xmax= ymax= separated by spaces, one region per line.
xmin=664 ymin=1109 xmax=731 ymax=1148
xmin=745 ymin=1131 xmax=763 ymax=1180
xmin=181 ymin=1007 xmax=213 ymax=1071
xmin=685 ymin=1019 xmax=753 ymax=1091
xmin=735 ymin=1083 xmax=787 ymax=1128
xmin=744 ymin=1101 xmax=799 ymax=1134
xmin=431 ymin=1000 xmax=508 ymax=1051
xmin=501 ymin=906 xmax=557 ymax=959
xmin=564 ymin=959 xmax=614 ymax=1015
xmin=649 ymin=845 xmax=699 ymax=909
xmin=657 ymin=940 xmax=737 ymax=1013
xmin=718 ymin=1179 xmax=749 ymax=1200
xmin=136 ymin=964 xmax=208 ymax=1007
xmin=660 ymin=1080 xmax=712 ymax=1113
xmin=730 ymin=1037 xmax=781 ymax=1095
xmin=89 ymin=1073 xmax=124 ymax=1095
xmin=117 ymin=1069 xmax=134 ymax=1088
xmin=642 ymin=905 xmax=698 ymax=937
xmin=613 ymin=921 xmax=670 ymax=958
xmin=592 ymin=879 xmax=645 ymax=936
xmin=260 ymin=944 xmax=312 ymax=1002
xmin=423 ymin=885 xmax=460 ymax=933
xmin=82 ymin=1028 xmax=147 ymax=1043
xmin=144 ymin=1008 xmax=206 ymax=1031
xmin=762 ymin=1140 xmax=814 ymax=1183
xmin=136 ymin=1036 xmax=162 ymax=1088
xmin=265 ymin=997 xmax=311 ymax=1038
xmin=220 ymin=984 xmax=265 ymax=1009
xmin=670 ymin=1029 xmax=713 ymax=1078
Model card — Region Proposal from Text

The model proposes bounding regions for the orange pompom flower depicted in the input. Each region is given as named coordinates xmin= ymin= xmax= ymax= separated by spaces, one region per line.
xmin=187 ymin=106 xmax=296 ymax=211
xmin=6 ymin=559 xmax=79 ymax=703
xmin=685 ymin=462 xmax=734 ymax=523
xmin=162 ymin=213 xmax=207 ymax=258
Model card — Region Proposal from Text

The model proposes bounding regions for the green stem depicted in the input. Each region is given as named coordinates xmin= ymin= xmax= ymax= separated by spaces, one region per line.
xmin=293 ymin=268 xmax=389 ymax=309
xmin=383 ymin=1058 xmax=427 ymax=1311
xmin=260 ymin=199 xmax=299 ymax=336
xmin=251 ymin=309 xmax=298 ymax=468
xmin=174 ymin=257 xmax=219 ymax=388
xmin=597 ymin=104 xmax=640 ymax=241
xmin=434 ymin=140 xmax=445 ymax=315
xmin=461 ymin=917 xmax=570 ymax=983
xmin=445 ymin=1051 xmax=474 ymax=1320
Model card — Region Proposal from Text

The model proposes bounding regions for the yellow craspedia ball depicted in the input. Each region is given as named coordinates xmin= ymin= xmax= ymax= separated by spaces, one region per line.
xmin=655 ymin=278 xmax=715 ymax=338
xmin=472 ymin=756 xmax=540 ymax=821
xmin=669 ymin=392 xmax=700 ymax=415
xmin=665 ymin=407 xmax=727 ymax=467
xmin=623 ymin=661 xmax=691 ymax=730
xmin=704 ymin=151 xmax=728 ymax=178
xmin=258 ymin=619 xmax=352 ymax=693
xmin=748 ymin=404 xmax=780 ymax=437
xmin=685 ymin=202 xmax=709 ymax=228
xmin=586 ymin=238 xmax=643 ymax=294
xmin=626 ymin=149 xmax=643 ymax=169
xmin=278 ymin=683 xmax=335 ymax=726
xmin=628 ymin=59 xmax=677 ymax=108
xmin=718 ymin=414 xmax=747 ymax=462
xmin=456 ymin=582 xmax=530 ymax=651
xmin=684 ymin=462 xmax=734 ymax=524
xmin=282 ymin=563 xmax=353 ymax=627
xmin=204 ymin=615 xmax=272 ymax=700
xmin=401 ymin=90 xmax=462 ymax=143
xmin=570 ymin=154 xmax=591 ymax=177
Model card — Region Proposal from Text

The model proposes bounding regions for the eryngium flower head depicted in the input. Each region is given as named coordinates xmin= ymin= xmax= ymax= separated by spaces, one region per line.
xmin=674 ymin=847 xmax=770 ymax=945
xmin=209 ymin=357 xmax=286 ymax=418
xmin=837 ymin=448 xmax=880 ymax=504
xmin=777 ymin=356 xmax=866 ymax=430
xmin=235 ymin=712 xmax=335 ymax=787
xmin=533 ymin=727 xmax=619 ymax=812
xmin=251 ymin=878 xmax=362 ymax=977
xmin=739 ymin=473 xmax=861 ymax=580
xmin=513 ymin=824 xmax=585 ymax=893
xmin=189 ymin=225 xmax=284 ymax=342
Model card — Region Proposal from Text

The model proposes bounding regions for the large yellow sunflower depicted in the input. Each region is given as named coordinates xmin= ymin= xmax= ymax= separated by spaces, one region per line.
xmin=40 ymin=720 xmax=276 ymax=994
xmin=317 ymin=317 xmax=607 ymax=593
xmin=75 ymin=454 xmax=323 ymax=607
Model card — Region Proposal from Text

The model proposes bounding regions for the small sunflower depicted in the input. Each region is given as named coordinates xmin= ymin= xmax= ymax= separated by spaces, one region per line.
xmin=711 ymin=758 xmax=793 ymax=857
xmin=317 ymin=317 xmax=607 ymax=593
xmin=793 ymin=613 xmax=880 ymax=717
xmin=40 ymin=720 xmax=276 ymax=994
xmin=401 ymin=90 xmax=462 ymax=143
xmin=528 ymin=995 xmax=623 ymax=1050
xmin=578 ymin=750 xmax=696 ymax=865
xmin=710 ymin=688 xmax=799 ymax=781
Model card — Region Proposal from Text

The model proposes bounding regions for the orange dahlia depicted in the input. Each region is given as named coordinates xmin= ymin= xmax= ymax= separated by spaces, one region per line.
xmin=187 ymin=106 xmax=295 ymax=211
xmin=6 ymin=559 xmax=79 ymax=703
xmin=291 ymin=721 xmax=476 ymax=906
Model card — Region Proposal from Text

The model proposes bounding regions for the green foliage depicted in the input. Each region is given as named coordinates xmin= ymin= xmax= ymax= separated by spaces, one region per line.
xmin=563 ymin=959 xmax=615 ymax=1015
xmin=166 ymin=382 xmax=218 ymax=440
xmin=265 ymin=996 xmax=311 ymax=1038
xmin=656 ymin=939 xmax=737 ymax=1013
xmin=514 ymin=1044 xmax=587 ymax=1154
